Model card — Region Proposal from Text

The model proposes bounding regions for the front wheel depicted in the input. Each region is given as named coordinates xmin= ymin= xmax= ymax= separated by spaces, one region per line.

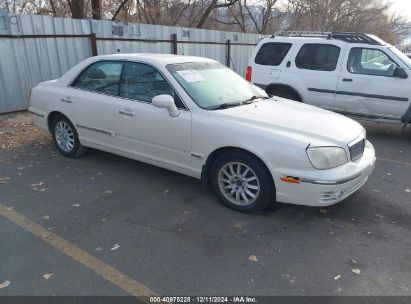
xmin=51 ymin=114 xmax=87 ymax=158
xmin=210 ymin=151 xmax=275 ymax=213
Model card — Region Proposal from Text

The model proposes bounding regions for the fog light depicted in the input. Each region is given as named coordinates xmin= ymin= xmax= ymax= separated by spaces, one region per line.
xmin=335 ymin=191 xmax=344 ymax=199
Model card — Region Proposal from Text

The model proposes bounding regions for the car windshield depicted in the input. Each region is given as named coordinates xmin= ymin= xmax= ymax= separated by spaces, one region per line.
xmin=166 ymin=61 xmax=267 ymax=110
xmin=389 ymin=47 xmax=411 ymax=70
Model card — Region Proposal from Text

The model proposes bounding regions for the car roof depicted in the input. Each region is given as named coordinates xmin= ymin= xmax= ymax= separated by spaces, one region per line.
xmin=92 ymin=53 xmax=217 ymax=65
xmin=57 ymin=53 xmax=221 ymax=87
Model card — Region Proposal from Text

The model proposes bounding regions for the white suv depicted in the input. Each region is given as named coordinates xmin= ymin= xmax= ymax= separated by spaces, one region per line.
xmin=247 ymin=32 xmax=411 ymax=128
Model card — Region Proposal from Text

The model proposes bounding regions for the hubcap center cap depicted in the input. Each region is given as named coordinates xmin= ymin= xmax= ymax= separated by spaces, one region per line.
xmin=231 ymin=176 xmax=245 ymax=191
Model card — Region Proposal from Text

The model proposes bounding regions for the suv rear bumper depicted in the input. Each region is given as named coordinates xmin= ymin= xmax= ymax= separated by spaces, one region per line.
xmin=267 ymin=140 xmax=376 ymax=207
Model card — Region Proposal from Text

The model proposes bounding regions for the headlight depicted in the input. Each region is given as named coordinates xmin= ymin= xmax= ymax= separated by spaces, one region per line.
xmin=306 ymin=146 xmax=348 ymax=170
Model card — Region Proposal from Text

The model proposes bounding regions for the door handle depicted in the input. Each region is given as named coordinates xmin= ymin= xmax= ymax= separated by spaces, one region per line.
xmin=118 ymin=109 xmax=136 ymax=117
xmin=342 ymin=78 xmax=353 ymax=82
xmin=60 ymin=97 xmax=73 ymax=103
xmin=286 ymin=61 xmax=291 ymax=68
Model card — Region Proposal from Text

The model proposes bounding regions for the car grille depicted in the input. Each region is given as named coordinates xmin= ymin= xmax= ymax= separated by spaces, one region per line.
xmin=349 ymin=139 xmax=365 ymax=161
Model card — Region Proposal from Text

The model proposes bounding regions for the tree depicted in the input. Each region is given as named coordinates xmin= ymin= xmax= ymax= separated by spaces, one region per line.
xmin=0 ymin=0 xmax=408 ymax=44
xmin=91 ymin=0 xmax=102 ymax=19
xmin=196 ymin=0 xmax=239 ymax=29
xmin=285 ymin=0 xmax=408 ymax=44
xmin=112 ymin=0 xmax=130 ymax=21
xmin=67 ymin=0 xmax=85 ymax=19
xmin=244 ymin=0 xmax=281 ymax=34
xmin=49 ymin=0 xmax=57 ymax=16
xmin=210 ymin=0 xmax=283 ymax=34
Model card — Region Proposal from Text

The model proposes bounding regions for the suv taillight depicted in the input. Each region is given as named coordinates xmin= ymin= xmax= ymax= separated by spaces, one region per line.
xmin=246 ymin=66 xmax=252 ymax=82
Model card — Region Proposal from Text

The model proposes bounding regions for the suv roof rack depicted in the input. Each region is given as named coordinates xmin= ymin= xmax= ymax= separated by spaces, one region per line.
xmin=271 ymin=31 xmax=383 ymax=45
xmin=272 ymin=31 xmax=332 ymax=38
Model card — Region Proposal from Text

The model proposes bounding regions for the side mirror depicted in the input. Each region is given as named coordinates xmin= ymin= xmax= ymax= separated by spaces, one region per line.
xmin=152 ymin=94 xmax=179 ymax=117
xmin=393 ymin=67 xmax=408 ymax=79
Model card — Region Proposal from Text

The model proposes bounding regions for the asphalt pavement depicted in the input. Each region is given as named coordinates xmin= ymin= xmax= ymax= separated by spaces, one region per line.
xmin=0 ymin=118 xmax=410 ymax=297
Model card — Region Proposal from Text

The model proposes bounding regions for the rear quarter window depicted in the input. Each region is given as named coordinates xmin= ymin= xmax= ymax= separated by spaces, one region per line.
xmin=255 ymin=42 xmax=292 ymax=66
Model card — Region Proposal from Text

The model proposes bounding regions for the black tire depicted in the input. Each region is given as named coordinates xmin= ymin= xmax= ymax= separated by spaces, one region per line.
xmin=210 ymin=150 xmax=275 ymax=213
xmin=267 ymin=87 xmax=301 ymax=102
xmin=51 ymin=114 xmax=87 ymax=158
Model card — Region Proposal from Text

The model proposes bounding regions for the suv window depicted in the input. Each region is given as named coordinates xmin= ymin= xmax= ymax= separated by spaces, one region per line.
xmin=255 ymin=43 xmax=292 ymax=66
xmin=119 ymin=62 xmax=185 ymax=109
xmin=347 ymin=48 xmax=398 ymax=77
xmin=295 ymin=44 xmax=340 ymax=71
xmin=71 ymin=61 xmax=123 ymax=95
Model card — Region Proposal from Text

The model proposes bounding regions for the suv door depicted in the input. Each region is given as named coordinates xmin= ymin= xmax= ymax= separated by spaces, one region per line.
xmin=284 ymin=43 xmax=342 ymax=109
xmin=335 ymin=46 xmax=410 ymax=121
xmin=114 ymin=61 xmax=192 ymax=174
xmin=68 ymin=60 xmax=123 ymax=149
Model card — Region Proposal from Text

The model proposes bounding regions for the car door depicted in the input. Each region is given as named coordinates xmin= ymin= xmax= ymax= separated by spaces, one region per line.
xmin=283 ymin=43 xmax=342 ymax=109
xmin=67 ymin=60 xmax=123 ymax=149
xmin=335 ymin=46 xmax=411 ymax=121
xmin=114 ymin=61 xmax=192 ymax=174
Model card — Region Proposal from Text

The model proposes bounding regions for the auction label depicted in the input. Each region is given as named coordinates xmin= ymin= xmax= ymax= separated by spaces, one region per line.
xmin=176 ymin=70 xmax=205 ymax=83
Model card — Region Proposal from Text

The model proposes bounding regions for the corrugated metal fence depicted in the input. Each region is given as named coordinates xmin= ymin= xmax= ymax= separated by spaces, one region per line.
xmin=0 ymin=11 xmax=263 ymax=113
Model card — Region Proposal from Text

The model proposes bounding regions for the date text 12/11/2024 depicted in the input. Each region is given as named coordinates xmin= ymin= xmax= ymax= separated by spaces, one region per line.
xmin=149 ymin=296 xmax=258 ymax=303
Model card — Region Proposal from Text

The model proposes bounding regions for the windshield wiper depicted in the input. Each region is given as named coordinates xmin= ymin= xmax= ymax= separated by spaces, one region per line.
xmin=241 ymin=95 xmax=268 ymax=104
xmin=209 ymin=96 xmax=268 ymax=110
xmin=208 ymin=102 xmax=242 ymax=110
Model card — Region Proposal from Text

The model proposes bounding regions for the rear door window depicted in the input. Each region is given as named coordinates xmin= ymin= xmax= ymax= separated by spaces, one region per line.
xmin=295 ymin=44 xmax=341 ymax=71
xmin=71 ymin=61 xmax=123 ymax=95
xmin=255 ymin=42 xmax=292 ymax=66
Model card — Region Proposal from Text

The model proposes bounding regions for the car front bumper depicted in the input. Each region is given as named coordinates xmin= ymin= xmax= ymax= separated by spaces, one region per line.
xmin=268 ymin=140 xmax=376 ymax=207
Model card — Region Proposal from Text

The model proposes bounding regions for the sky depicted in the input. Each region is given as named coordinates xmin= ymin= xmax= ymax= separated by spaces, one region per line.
xmin=391 ymin=0 xmax=411 ymax=45
xmin=391 ymin=0 xmax=411 ymax=21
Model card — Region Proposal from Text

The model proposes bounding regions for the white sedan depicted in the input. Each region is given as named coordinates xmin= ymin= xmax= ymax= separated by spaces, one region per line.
xmin=29 ymin=54 xmax=376 ymax=213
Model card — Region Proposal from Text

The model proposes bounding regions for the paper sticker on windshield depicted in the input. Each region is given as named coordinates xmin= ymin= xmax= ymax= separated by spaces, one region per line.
xmin=176 ymin=70 xmax=205 ymax=83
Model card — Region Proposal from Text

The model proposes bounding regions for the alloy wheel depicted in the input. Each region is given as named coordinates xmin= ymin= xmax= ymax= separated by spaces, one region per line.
xmin=218 ymin=162 xmax=260 ymax=206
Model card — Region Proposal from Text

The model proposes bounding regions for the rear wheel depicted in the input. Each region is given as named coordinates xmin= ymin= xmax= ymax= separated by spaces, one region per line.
xmin=51 ymin=114 xmax=87 ymax=158
xmin=210 ymin=151 xmax=275 ymax=213
xmin=267 ymin=87 xmax=301 ymax=102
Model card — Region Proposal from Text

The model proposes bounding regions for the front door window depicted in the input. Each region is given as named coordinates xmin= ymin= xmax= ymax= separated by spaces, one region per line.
xmin=347 ymin=48 xmax=398 ymax=77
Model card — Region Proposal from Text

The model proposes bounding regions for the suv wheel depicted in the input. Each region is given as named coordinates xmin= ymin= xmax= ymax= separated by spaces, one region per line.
xmin=51 ymin=114 xmax=87 ymax=158
xmin=210 ymin=151 xmax=275 ymax=213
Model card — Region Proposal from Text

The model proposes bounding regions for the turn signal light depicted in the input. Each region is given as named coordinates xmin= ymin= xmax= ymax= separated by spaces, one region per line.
xmin=280 ymin=176 xmax=301 ymax=184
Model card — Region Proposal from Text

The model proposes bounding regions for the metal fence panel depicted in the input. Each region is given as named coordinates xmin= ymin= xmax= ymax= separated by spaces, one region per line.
xmin=0 ymin=11 xmax=263 ymax=113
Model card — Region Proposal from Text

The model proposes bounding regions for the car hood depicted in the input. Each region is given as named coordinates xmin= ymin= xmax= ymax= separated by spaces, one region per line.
xmin=209 ymin=98 xmax=364 ymax=146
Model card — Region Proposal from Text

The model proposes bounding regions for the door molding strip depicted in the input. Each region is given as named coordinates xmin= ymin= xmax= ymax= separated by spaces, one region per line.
xmin=308 ymin=88 xmax=409 ymax=102
xmin=76 ymin=124 xmax=113 ymax=136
